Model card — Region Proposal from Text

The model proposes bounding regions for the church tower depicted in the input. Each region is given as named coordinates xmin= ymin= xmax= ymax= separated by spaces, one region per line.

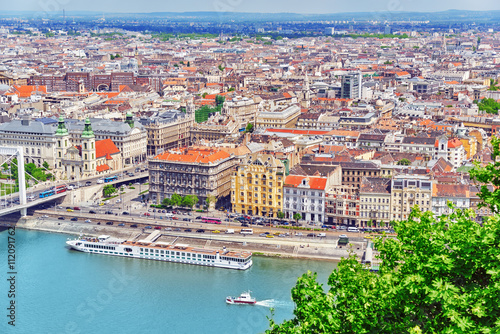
xmin=55 ymin=115 xmax=69 ymax=178
xmin=81 ymin=118 xmax=96 ymax=176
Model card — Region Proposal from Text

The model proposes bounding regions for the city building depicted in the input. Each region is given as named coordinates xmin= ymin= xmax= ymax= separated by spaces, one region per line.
xmin=148 ymin=147 xmax=236 ymax=209
xmin=341 ymin=72 xmax=362 ymax=99
xmin=283 ymin=175 xmax=327 ymax=224
xmin=390 ymin=175 xmax=433 ymax=221
xmin=138 ymin=110 xmax=194 ymax=156
xmin=231 ymin=154 xmax=285 ymax=217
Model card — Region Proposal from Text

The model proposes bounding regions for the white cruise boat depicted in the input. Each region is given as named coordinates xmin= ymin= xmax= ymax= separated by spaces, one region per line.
xmin=66 ymin=235 xmax=252 ymax=270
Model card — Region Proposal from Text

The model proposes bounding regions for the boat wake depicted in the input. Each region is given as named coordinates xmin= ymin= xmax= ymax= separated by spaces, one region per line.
xmin=255 ymin=299 xmax=294 ymax=308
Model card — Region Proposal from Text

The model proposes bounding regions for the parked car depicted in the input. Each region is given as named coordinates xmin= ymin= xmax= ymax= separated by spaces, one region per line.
xmin=184 ymin=229 xmax=192 ymax=232
xmin=182 ymin=218 xmax=191 ymax=222
xmin=85 ymin=181 xmax=92 ymax=186
xmin=266 ymin=234 xmax=274 ymax=238
xmin=164 ymin=227 xmax=172 ymax=231
xmin=84 ymin=219 xmax=91 ymax=223
xmin=154 ymin=226 xmax=161 ymax=230
xmin=89 ymin=210 xmax=96 ymax=214
xmin=144 ymin=226 xmax=152 ymax=229
xmin=259 ymin=233 xmax=267 ymax=237
xmin=106 ymin=222 xmax=114 ymax=225
xmin=196 ymin=229 xmax=205 ymax=233
xmin=130 ymin=224 xmax=138 ymax=228
xmin=307 ymin=233 xmax=317 ymax=237
xmin=295 ymin=232 xmax=303 ymax=237
xmin=118 ymin=223 xmax=125 ymax=227
xmin=174 ymin=228 xmax=181 ymax=231
xmin=144 ymin=213 xmax=151 ymax=216
xmin=212 ymin=230 xmax=220 ymax=234
xmin=66 ymin=208 xmax=73 ymax=212
xmin=71 ymin=217 xmax=78 ymax=221
xmin=58 ymin=217 xmax=65 ymax=220
xmin=73 ymin=207 xmax=81 ymax=210
xmin=172 ymin=216 xmax=178 ymax=220
xmin=122 ymin=211 xmax=129 ymax=215
xmin=195 ymin=216 xmax=202 ymax=219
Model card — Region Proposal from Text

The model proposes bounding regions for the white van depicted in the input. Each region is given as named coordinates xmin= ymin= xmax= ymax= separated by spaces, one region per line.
xmin=225 ymin=229 xmax=235 ymax=234
xmin=347 ymin=226 xmax=359 ymax=233
xmin=240 ymin=229 xmax=253 ymax=235
xmin=318 ymin=233 xmax=326 ymax=237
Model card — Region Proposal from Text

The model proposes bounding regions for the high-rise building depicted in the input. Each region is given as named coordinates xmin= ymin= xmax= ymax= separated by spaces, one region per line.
xmin=341 ymin=72 xmax=362 ymax=99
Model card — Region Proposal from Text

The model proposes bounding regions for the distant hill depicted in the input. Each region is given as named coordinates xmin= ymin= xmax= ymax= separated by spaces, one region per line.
xmin=1 ymin=9 xmax=499 ymax=22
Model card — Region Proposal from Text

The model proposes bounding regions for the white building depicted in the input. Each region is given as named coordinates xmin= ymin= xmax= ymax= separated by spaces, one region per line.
xmin=283 ymin=175 xmax=327 ymax=224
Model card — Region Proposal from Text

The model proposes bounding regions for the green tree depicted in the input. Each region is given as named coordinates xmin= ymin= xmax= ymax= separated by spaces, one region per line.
xmin=42 ymin=161 xmax=50 ymax=170
xmin=268 ymin=205 xmax=500 ymax=333
xmin=397 ymin=158 xmax=411 ymax=166
xmin=103 ymin=184 xmax=116 ymax=197
xmin=245 ymin=123 xmax=254 ymax=133
xmin=488 ymin=79 xmax=499 ymax=91
xmin=170 ymin=193 xmax=182 ymax=207
xmin=215 ymin=94 xmax=225 ymax=107
xmin=182 ymin=195 xmax=199 ymax=210
xmin=268 ymin=142 xmax=500 ymax=333
xmin=162 ymin=197 xmax=171 ymax=207
xmin=218 ymin=64 xmax=225 ymax=71
xmin=477 ymin=98 xmax=500 ymax=114
xmin=470 ymin=136 xmax=500 ymax=213
xmin=293 ymin=213 xmax=302 ymax=224
xmin=277 ymin=211 xmax=285 ymax=221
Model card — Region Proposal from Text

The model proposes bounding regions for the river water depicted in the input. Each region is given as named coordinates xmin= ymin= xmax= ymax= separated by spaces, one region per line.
xmin=0 ymin=228 xmax=337 ymax=334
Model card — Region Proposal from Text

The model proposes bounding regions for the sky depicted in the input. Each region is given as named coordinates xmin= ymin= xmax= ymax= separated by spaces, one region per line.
xmin=2 ymin=0 xmax=500 ymax=14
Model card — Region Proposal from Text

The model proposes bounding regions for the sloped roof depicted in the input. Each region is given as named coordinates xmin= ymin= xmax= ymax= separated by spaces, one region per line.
xmin=153 ymin=148 xmax=230 ymax=164
xmin=284 ymin=175 xmax=327 ymax=190
xmin=96 ymin=164 xmax=110 ymax=172
xmin=95 ymin=139 xmax=120 ymax=159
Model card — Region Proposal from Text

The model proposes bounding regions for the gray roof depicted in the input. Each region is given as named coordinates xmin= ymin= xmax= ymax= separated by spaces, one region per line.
xmin=66 ymin=118 xmax=144 ymax=135
xmin=0 ymin=119 xmax=57 ymax=135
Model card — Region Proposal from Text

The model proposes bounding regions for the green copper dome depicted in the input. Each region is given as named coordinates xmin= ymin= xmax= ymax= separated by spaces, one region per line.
xmin=81 ymin=118 xmax=94 ymax=138
xmin=55 ymin=116 xmax=68 ymax=136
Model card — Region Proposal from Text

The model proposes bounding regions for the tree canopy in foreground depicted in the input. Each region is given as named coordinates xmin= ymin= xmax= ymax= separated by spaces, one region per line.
xmin=267 ymin=207 xmax=500 ymax=333
xmin=267 ymin=142 xmax=500 ymax=333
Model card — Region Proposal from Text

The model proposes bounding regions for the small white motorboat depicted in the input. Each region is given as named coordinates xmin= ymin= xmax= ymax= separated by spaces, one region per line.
xmin=226 ymin=291 xmax=257 ymax=305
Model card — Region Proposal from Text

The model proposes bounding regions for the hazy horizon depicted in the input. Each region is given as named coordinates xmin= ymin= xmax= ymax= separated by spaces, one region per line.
xmin=2 ymin=0 xmax=500 ymax=15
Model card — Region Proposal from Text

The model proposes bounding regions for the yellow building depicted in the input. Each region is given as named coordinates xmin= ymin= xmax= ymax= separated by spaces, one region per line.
xmin=231 ymin=154 xmax=285 ymax=217
xmin=459 ymin=136 xmax=477 ymax=159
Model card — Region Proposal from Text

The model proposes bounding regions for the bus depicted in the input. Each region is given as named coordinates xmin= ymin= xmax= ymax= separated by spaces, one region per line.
xmin=202 ymin=217 xmax=222 ymax=224
xmin=39 ymin=189 xmax=55 ymax=198
xmin=104 ymin=175 xmax=118 ymax=183
xmin=56 ymin=185 xmax=67 ymax=193
xmin=240 ymin=229 xmax=253 ymax=235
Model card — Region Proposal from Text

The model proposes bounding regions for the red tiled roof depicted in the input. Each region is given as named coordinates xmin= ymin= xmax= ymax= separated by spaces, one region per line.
xmin=153 ymin=148 xmax=230 ymax=164
xmin=284 ymin=175 xmax=327 ymax=190
xmin=448 ymin=138 xmax=463 ymax=149
xmin=96 ymin=164 xmax=110 ymax=172
xmin=265 ymin=128 xmax=330 ymax=135
xmin=95 ymin=139 xmax=120 ymax=159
